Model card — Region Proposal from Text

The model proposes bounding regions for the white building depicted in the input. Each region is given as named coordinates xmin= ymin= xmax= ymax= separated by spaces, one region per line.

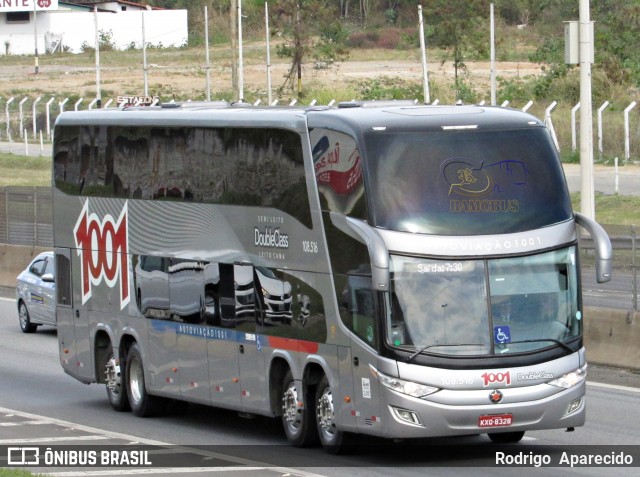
xmin=1 ymin=0 xmax=188 ymax=56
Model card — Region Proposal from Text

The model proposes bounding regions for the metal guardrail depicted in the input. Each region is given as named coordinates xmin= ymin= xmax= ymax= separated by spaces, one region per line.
xmin=0 ymin=185 xmax=637 ymax=310
xmin=0 ymin=186 xmax=53 ymax=247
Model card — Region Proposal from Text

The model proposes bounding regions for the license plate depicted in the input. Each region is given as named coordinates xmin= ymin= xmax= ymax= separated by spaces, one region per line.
xmin=478 ymin=413 xmax=513 ymax=428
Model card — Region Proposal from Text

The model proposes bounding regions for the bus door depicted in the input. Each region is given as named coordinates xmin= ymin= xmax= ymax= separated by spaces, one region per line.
xmin=345 ymin=276 xmax=383 ymax=431
xmin=55 ymin=248 xmax=78 ymax=378
xmin=236 ymin=266 xmax=267 ymax=413
xmin=139 ymin=256 xmax=180 ymax=396
xmin=173 ymin=259 xmax=211 ymax=404
xmin=71 ymin=250 xmax=94 ymax=382
xmin=208 ymin=263 xmax=241 ymax=408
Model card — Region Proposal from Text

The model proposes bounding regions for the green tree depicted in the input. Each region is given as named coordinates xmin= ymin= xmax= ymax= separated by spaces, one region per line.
xmin=273 ymin=0 xmax=344 ymax=96
xmin=424 ymin=0 xmax=490 ymax=98
xmin=593 ymin=0 xmax=640 ymax=86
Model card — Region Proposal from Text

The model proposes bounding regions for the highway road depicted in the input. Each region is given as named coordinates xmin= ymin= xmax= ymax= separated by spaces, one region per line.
xmin=0 ymin=296 xmax=639 ymax=476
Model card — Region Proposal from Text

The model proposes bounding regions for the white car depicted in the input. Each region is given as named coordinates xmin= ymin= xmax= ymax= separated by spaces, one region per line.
xmin=16 ymin=251 xmax=56 ymax=333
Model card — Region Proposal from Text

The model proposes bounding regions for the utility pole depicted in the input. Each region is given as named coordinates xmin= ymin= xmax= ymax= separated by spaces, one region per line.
xmin=238 ymin=0 xmax=244 ymax=102
xmin=579 ymin=0 xmax=594 ymax=219
xmin=230 ymin=0 xmax=238 ymax=100
xmin=142 ymin=10 xmax=149 ymax=97
xmin=33 ymin=1 xmax=39 ymax=74
xmin=490 ymin=3 xmax=496 ymax=106
xmin=95 ymin=7 xmax=102 ymax=108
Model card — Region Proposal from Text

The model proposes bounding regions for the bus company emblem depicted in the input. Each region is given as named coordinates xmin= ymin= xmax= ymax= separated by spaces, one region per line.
xmin=481 ymin=371 xmax=511 ymax=387
xmin=443 ymin=159 xmax=527 ymax=213
xmin=489 ymin=389 xmax=504 ymax=404
xmin=73 ymin=200 xmax=130 ymax=309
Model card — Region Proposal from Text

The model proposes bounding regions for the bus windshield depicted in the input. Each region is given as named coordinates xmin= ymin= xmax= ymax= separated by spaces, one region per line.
xmin=364 ymin=128 xmax=572 ymax=235
xmin=387 ymin=247 xmax=581 ymax=356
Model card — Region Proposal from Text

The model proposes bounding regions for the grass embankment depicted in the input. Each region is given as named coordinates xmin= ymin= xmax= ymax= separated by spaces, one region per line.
xmin=0 ymin=470 xmax=42 ymax=477
xmin=1 ymin=152 xmax=638 ymax=225
xmin=0 ymin=154 xmax=51 ymax=187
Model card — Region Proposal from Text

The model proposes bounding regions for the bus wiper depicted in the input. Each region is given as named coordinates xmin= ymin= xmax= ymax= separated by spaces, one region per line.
xmin=508 ymin=339 xmax=573 ymax=354
xmin=406 ymin=343 xmax=484 ymax=363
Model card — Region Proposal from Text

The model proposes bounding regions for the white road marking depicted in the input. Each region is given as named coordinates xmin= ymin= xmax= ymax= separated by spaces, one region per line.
xmin=0 ymin=435 xmax=112 ymax=444
xmin=41 ymin=468 xmax=272 ymax=476
xmin=0 ymin=420 xmax=51 ymax=426
xmin=587 ymin=381 xmax=640 ymax=393
xmin=0 ymin=406 xmax=326 ymax=477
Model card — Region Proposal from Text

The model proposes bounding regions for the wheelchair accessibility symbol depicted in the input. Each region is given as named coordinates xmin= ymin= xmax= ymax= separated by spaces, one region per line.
xmin=494 ymin=326 xmax=511 ymax=344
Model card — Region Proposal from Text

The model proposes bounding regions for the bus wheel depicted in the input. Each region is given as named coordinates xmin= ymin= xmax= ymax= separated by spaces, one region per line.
xmin=488 ymin=431 xmax=525 ymax=444
xmin=105 ymin=347 xmax=130 ymax=412
xmin=281 ymin=370 xmax=316 ymax=446
xmin=316 ymin=375 xmax=351 ymax=454
xmin=126 ymin=343 xmax=162 ymax=417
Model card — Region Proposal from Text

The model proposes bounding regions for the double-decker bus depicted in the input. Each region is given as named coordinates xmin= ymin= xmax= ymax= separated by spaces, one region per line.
xmin=52 ymin=101 xmax=611 ymax=452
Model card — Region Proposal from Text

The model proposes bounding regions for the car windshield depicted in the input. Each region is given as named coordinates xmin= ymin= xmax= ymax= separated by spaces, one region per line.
xmin=364 ymin=128 xmax=572 ymax=235
xmin=386 ymin=247 xmax=580 ymax=356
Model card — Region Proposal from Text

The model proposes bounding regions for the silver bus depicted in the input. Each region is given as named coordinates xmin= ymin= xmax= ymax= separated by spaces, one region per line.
xmin=52 ymin=101 xmax=611 ymax=452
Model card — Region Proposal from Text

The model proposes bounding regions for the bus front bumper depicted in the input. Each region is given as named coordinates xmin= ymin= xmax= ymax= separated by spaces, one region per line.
xmin=373 ymin=381 xmax=586 ymax=439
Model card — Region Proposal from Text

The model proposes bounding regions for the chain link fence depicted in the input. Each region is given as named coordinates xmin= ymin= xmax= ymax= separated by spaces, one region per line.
xmin=0 ymin=185 xmax=637 ymax=310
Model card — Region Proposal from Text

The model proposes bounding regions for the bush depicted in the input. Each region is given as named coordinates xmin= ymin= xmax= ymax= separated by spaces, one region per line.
xmin=347 ymin=31 xmax=380 ymax=49
xmin=356 ymin=77 xmax=423 ymax=101
xmin=377 ymin=28 xmax=402 ymax=49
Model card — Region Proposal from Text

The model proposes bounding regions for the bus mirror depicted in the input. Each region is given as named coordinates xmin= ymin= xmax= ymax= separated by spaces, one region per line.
xmin=330 ymin=213 xmax=390 ymax=290
xmin=574 ymin=212 xmax=612 ymax=284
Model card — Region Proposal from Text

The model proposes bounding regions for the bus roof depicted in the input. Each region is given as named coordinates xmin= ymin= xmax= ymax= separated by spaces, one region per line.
xmin=54 ymin=101 xmax=545 ymax=135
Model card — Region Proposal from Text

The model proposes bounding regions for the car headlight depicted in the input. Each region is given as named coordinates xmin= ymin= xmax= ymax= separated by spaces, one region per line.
xmin=370 ymin=366 xmax=439 ymax=398
xmin=548 ymin=364 xmax=587 ymax=389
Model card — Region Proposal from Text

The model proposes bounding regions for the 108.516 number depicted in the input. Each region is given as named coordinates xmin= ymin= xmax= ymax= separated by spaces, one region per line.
xmin=303 ymin=240 xmax=318 ymax=253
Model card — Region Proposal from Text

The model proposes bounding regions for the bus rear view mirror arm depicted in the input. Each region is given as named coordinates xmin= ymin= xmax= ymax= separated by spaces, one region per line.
xmin=574 ymin=212 xmax=612 ymax=283
xmin=330 ymin=213 xmax=390 ymax=291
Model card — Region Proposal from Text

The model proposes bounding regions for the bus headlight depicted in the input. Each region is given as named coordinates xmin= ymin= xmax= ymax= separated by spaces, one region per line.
xmin=548 ymin=364 xmax=587 ymax=389
xmin=371 ymin=366 xmax=439 ymax=398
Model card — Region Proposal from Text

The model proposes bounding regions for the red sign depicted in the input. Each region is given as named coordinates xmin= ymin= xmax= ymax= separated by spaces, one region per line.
xmin=481 ymin=371 xmax=512 ymax=387
xmin=0 ymin=0 xmax=58 ymax=12
xmin=478 ymin=413 xmax=513 ymax=428
xmin=73 ymin=200 xmax=130 ymax=309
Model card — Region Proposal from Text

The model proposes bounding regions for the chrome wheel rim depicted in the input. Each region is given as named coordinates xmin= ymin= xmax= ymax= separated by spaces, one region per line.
xmin=282 ymin=381 xmax=303 ymax=436
xmin=105 ymin=356 xmax=122 ymax=396
xmin=317 ymin=386 xmax=336 ymax=442
xmin=128 ymin=356 xmax=143 ymax=405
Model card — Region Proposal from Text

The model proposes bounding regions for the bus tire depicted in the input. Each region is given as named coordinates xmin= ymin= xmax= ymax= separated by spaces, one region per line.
xmin=126 ymin=343 xmax=162 ymax=417
xmin=281 ymin=370 xmax=317 ymax=446
xmin=488 ymin=431 xmax=525 ymax=444
xmin=316 ymin=375 xmax=351 ymax=454
xmin=105 ymin=346 xmax=130 ymax=412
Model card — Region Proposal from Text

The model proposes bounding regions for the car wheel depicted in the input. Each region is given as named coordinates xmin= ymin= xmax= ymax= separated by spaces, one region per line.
xmin=281 ymin=370 xmax=317 ymax=446
xmin=316 ymin=375 xmax=352 ymax=454
xmin=105 ymin=346 xmax=130 ymax=412
xmin=488 ymin=431 xmax=525 ymax=444
xmin=125 ymin=343 xmax=162 ymax=417
xmin=18 ymin=301 xmax=38 ymax=333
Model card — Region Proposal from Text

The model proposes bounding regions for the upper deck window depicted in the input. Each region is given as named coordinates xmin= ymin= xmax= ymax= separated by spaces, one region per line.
xmin=53 ymin=125 xmax=312 ymax=228
xmin=364 ymin=127 xmax=572 ymax=235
